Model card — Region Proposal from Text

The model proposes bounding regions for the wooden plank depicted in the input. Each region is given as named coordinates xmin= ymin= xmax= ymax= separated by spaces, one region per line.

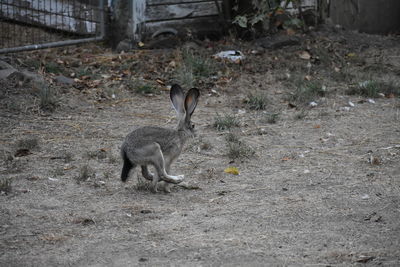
xmin=144 ymin=16 xmax=221 ymax=37
xmin=145 ymin=2 xmax=219 ymax=22
xmin=132 ymin=0 xmax=146 ymax=40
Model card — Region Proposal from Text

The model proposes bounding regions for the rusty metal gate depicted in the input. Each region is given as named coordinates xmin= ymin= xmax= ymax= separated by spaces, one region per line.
xmin=0 ymin=0 xmax=105 ymax=54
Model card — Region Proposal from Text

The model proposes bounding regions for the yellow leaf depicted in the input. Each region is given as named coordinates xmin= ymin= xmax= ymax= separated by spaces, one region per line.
xmin=138 ymin=42 xmax=145 ymax=47
xmin=224 ymin=167 xmax=239 ymax=175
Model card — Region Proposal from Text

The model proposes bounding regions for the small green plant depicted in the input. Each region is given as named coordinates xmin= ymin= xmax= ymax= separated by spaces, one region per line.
xmin=213 ymin=114 xmax=240 ymax=131
xmin=76 ymin=165 xmax=95 ymax=183
xmin=290 ymin=80 xmax=326 ymax=104
xmin=38 ymin=83 xmax=57 ymax=111
xmin=225 ymin=132 xmax=240 ymax=143
xmin=0 ymin=178 xmax=12 ymax=194
xmin=184 ymin=50 xmax=214 ymax=78
xmin=246 ymin=93 xmax=268 ymax=110
xmin=225 ymin=133 xmax=255 ymax=160
xmin=188 ymin=136 xmax=212 ymax=152
xmin=175 ymin=49 xmax=215 ymax=88
xmin=75 ymin=66 xmax=92 ymax=78
xmin=232 ymin=0 xmax=306 ymax=36
xmin=135 ymin=83 xmax=157 ymax=95
xmin=265 ymin=112 xmax=279 ymax=124
xmin=347 ymin=80 xmax=400 ymax=98
xmin=44 ymin=62 xmax=63 ymax=74
xmin=175 ymin=64 xmax=195 ymax=89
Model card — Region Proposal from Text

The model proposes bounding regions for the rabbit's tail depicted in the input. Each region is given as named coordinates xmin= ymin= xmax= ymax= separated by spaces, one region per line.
xmin=121 ymin=150 xmax=134 ymax=182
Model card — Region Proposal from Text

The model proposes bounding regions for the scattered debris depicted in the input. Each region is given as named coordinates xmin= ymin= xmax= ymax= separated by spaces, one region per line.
xmin=355 ymin=255 xmax=375 ymax=263
xmin=256 ymin=35 xmax=300 ymax=50
xmin=214 ymin=50 xmax=244 ymax=63
xmin=73 ymin=217 xmax=95 ymax=226
xmin=299 ymin=51 xmax=311 ymax=60
xmin=309 ymin=101 xmax=318 ymax=107
xmin=369 ymin=154 xmax=381 ymax=165
xmin=140 ymin=209 xmax=152 ymax=214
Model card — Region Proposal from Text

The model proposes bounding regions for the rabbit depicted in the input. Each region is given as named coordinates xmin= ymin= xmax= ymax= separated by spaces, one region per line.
xmin=120 ymin=84 xmax=200 ymax=193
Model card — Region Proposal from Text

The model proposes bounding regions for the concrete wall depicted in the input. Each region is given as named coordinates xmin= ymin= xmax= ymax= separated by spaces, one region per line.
xmin=329 ymin=0 xmax=400 ymax=34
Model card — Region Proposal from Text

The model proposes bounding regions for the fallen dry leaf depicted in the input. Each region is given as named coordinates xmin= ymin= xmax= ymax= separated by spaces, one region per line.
xmin=224 ymin=167 xmax=239 ymax=175
xmin=299 ymin=51 xmax=311 ymax=60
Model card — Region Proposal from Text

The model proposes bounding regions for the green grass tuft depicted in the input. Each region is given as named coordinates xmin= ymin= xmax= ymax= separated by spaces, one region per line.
xmin=38 ymin=83 xmax=57 ymax=111
xmin=175 ymin=49 xmax=215 ymax=88
xmin=225 ymin=133 xmax=254 ymax=160
xmin=290 ymin=80 xmax=326 ymax=104
xmin=213 ymin=114 xmax=240 ymax=131
xmin=134 ymin=83 xmax=158 ymax=95
xmin=347 ymin=80 xmax=400 ymax=98
xmin=265 ymin=113 xmax=279 ymax=124
xmin=246 ymin=93 xmax=268 ymax=110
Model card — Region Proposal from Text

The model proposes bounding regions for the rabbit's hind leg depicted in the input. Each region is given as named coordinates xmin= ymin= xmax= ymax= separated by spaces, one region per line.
xmin=149 ymin=143 xmax=184 ymax=185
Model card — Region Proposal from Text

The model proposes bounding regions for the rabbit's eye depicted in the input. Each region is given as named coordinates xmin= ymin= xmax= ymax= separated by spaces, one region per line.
xmin=191 ymin=123 xmax=195 ymax=129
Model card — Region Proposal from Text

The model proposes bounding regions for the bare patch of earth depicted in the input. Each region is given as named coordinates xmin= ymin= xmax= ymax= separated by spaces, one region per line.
xmin=1 ymin=28 xmax=400 ymax=266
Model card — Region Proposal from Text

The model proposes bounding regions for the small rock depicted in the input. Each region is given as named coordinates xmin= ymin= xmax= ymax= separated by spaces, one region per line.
xmin=348 ymin=101 xmax=355 ymax=107
xmin=367 ymin=99 xmax=375 ymax=104
xmin=361 ymin=194 xmax=370 ymax=200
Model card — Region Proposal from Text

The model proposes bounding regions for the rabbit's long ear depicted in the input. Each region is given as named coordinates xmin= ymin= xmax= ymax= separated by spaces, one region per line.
xmin=170 ymin=84 xmax=185 ymax=115
xmin=184 ymin=88 xmax=200 ymax=118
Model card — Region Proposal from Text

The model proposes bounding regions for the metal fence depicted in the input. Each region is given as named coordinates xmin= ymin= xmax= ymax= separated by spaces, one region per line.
xmin=0 ymin=0 xmax=105 ymax=54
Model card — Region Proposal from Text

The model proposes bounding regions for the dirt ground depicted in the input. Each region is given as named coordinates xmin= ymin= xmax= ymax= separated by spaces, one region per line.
xmin=1 ymin=26 xmax=400 ymax=266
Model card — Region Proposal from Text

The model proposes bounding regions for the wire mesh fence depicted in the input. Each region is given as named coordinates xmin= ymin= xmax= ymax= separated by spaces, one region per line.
xmin=0 ymin=0 xmax=105 ymax=53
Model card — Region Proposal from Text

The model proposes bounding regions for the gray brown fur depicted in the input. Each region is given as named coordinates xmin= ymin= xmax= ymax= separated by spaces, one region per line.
xmin=120 ymin=84 xmax=199 ymax=192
